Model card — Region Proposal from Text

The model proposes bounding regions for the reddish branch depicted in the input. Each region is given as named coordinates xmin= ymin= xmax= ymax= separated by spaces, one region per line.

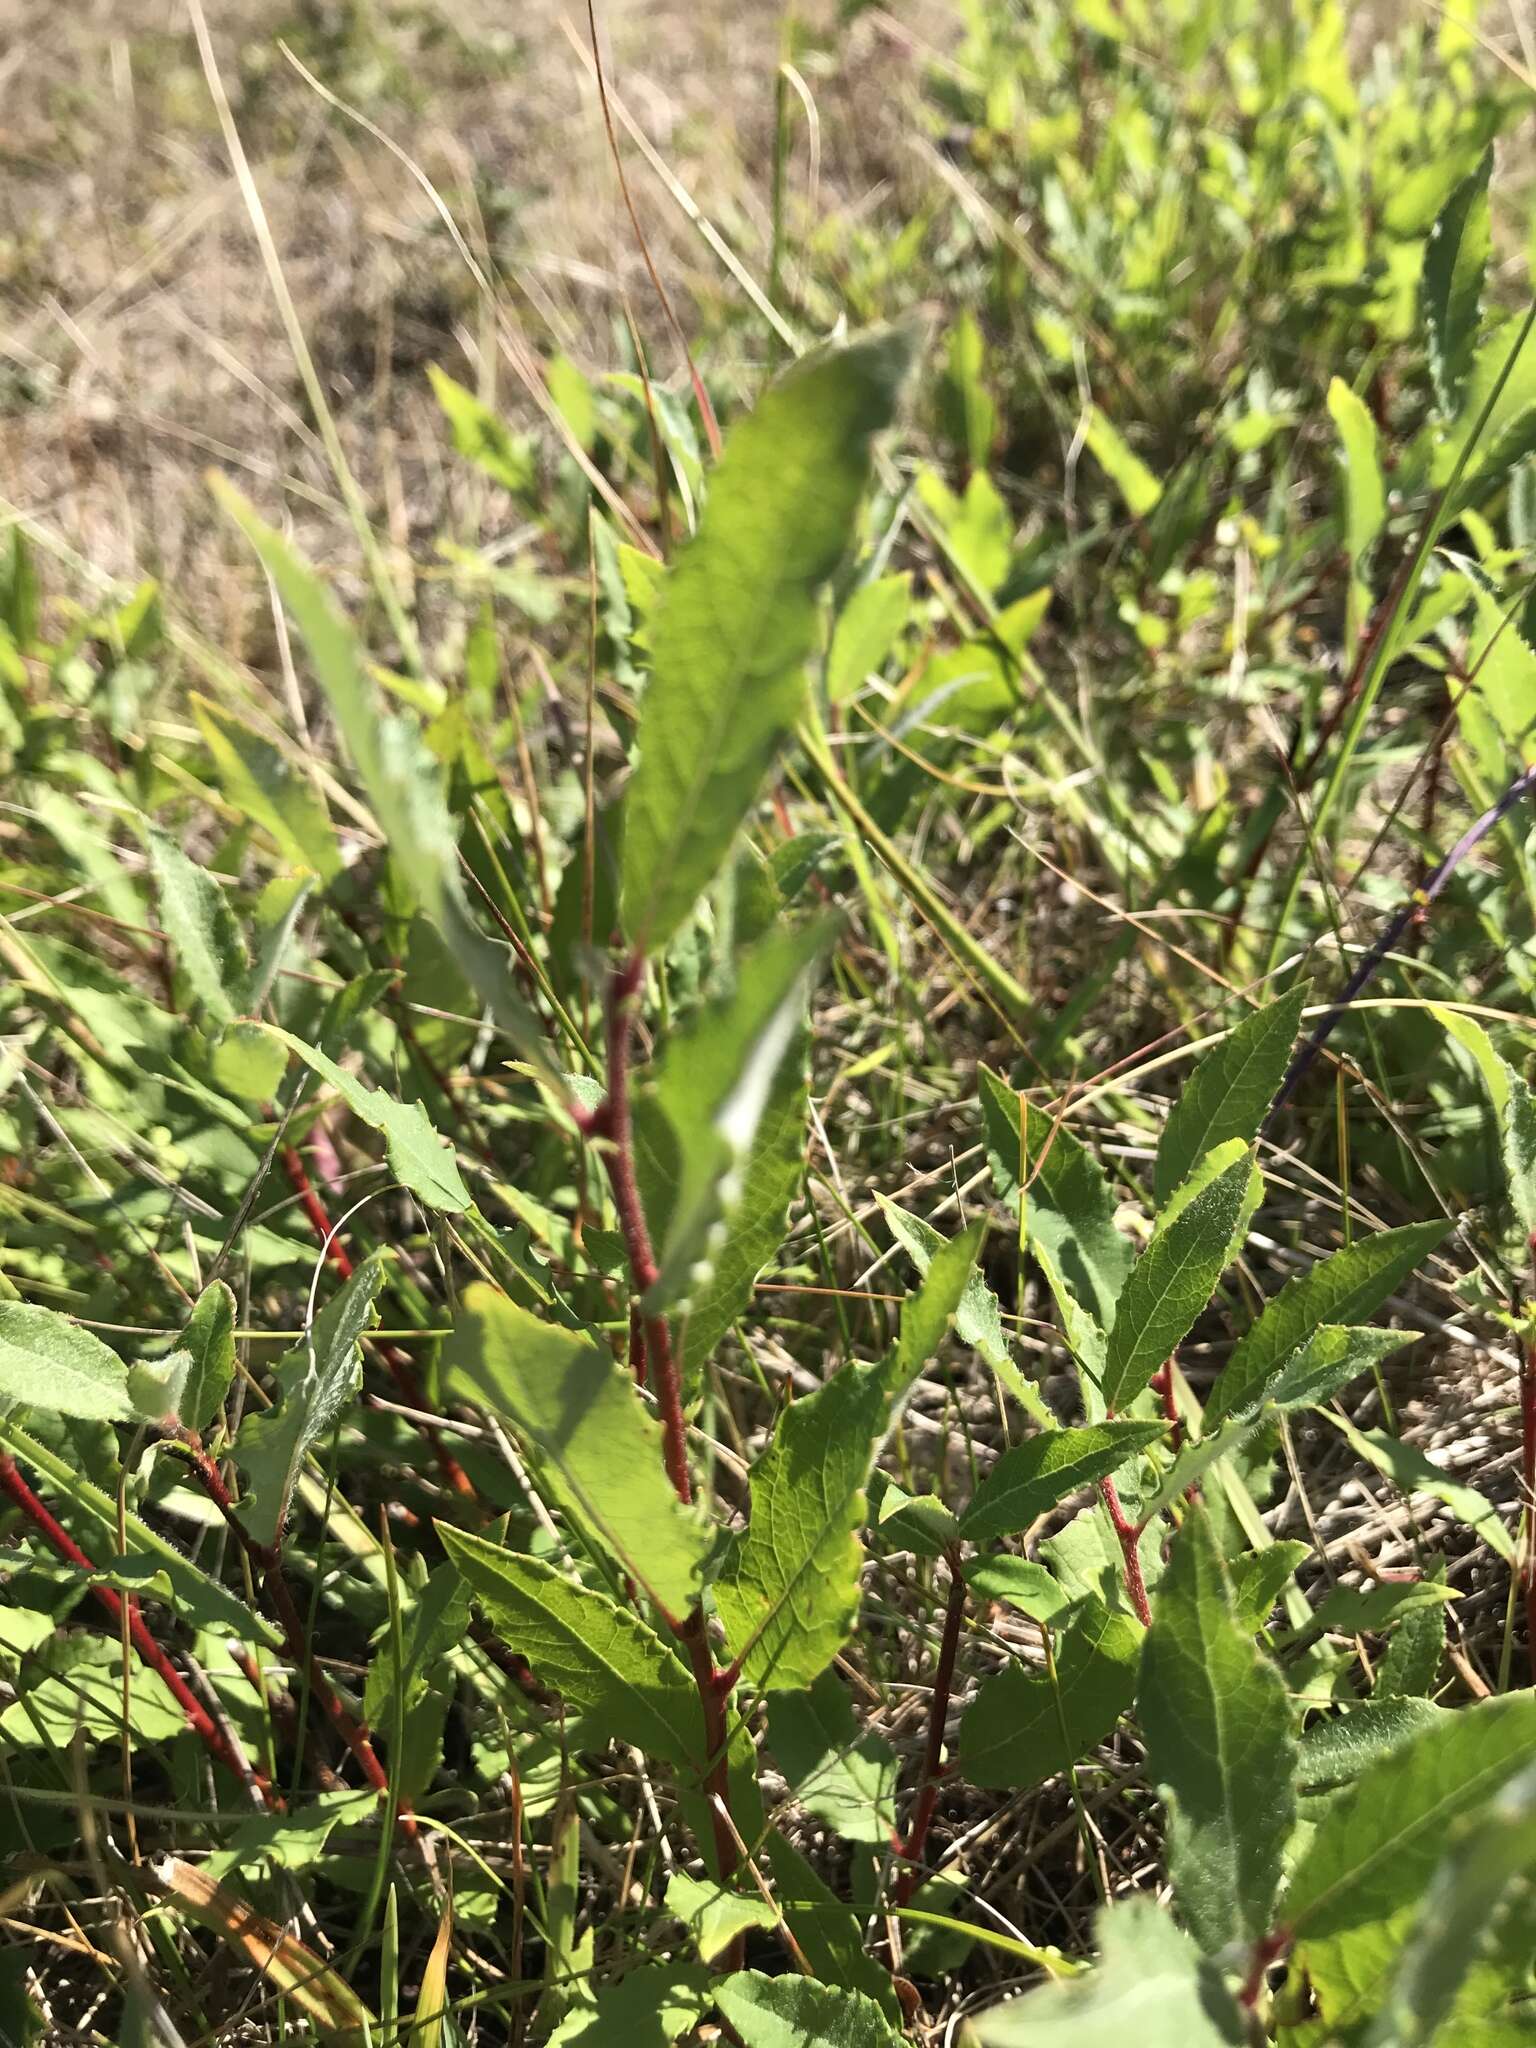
xmin=0 ymin=1452 xmax=269 ymax=1800
xmin=893 ymin=1545 xmax=967 ymax=1906
xmin=1098 ymin=1472 xmax=1152 ymax=1627
xmin=578 ymin=953 xmax=738 ymax=1880
xmin=171 ymin=1431 xmax=409 ymax=1832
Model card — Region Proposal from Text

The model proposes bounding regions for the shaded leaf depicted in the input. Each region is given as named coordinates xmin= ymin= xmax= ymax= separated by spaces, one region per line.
xmin=620 ymin=325 xmax=916 ymax=948
xmin=761 ymin=1832 xmax=903 ymax=2019
xmin=1434 ymin=1004 xmax=1536 ymax=1232
xmin=1424 ymin=147 xmax=1493 ymax=417
xmin=959 ymin=1595 xmax=1140 ymax=1789
xmin=666 ymin=1873 xmax=777 ymax=1965
xmin=768 ymin=1670 xmax=897 ymax=1846
xmin=177 ymin=1280 xmax=236 ymax=1434
xmin=438 ymin=1522 xmax=704 ymax=1769
xmin=1264 ymin=1324 xmax=1413 ymax=1413
xmin=1324 ymin=1411 xmax=1515 ymax=1562
xmin=190 ymin=693 xmax=341 ymax=881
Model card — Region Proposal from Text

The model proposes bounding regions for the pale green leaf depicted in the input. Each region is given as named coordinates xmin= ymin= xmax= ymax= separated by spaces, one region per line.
xmin=1327 ymin=380 xmax=1387 ymax=571
xmin=1155 ymin=987 xmax=1306 ymax=1204
xmin=633 ymin=920 xmax=826 ymax=1311
xmin=0 ymin=1302 xmax=133 ymax=1422
xmin=177 ymin=1280 xmax=236 ymax=1434
xmin=148 ymin=828 xmax=249 ymax=1023
xmin=970 ymin=1897 xmax=1245 ymax=2045
xmin=768 ymin=1670 xmax=897 ymax=1845
xmin=714 ymin=1970 xmax=903 ymax=2048
xmin=210 ymin=1019 xmax=289 ymax=1103
xmin=1138 ymin=1508 xmax=1296 ymax=1955
xmin=1264 ymin=1324 xmax=1414 ymax=1413
xmin=262 ymin=1027 xmax=470 ymax=1213
xmin=213 ymin=481 xmax=552 ymax=1079
xmin=872 ymin=1476 xmax=960 ymax=1558
xmin=914 ymin=468 xmax=1012 ymax=595
xmin=1287 ymin=1693 xmax=1536 ymax=2030
xmin=235 ymin=1253 xmax=386 ymax=1548
xmin=1433 ymin=1003 xmax=1536 ymax=1233
xmin=958 ymin=1594 xmax=1140 ymax=1789
xmin=620 ymin=325 xmax=915 ymax=948
xmin=1424 ymin=147 xmax=1492 ymax=417
xmin=546 ymin=1962 xmax=712 ymax=2048
xmin=204 ymin=1788 xmax=375 ymax=1884
xmin=678 ymin=1013 xmax=807 ymax=1390
xmin=1083 ymin=405 xmax=1163 ymax=518
xmin=0 ymin=1656 xmax=186 ymax=1749
xmin=442 ymin=1285 xmax=712 ymax=1620
xmin=827 ymin=572 xmax=912 ymax=702
xmin=1205 ymin=1221 xmax=1447 ymax=1425
xmin=960 ymin=1422 xmax=1165 ymax=1545
xmin=665 ymin=1874 xmax=777 ymax=1964
xmin=428 ymin=364 xmax=536 ymax=494
xmin=190 ymin=692 xmax=342 ymax=881
xmin=438 ymin=1523 xmax=705 ymax=1770
xmin=876 ymin=1207 xmax=1005 ymax=1388
xmin=979 ymin=1068 xmax=1133 ymax=1331
xmin=1323 ymin=1411 xmax=1515 ymax=1562
xmin=1099 ymin=1151 xmax=1251 ymax=1413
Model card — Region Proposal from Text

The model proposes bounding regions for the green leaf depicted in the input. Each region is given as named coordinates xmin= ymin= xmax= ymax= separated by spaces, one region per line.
xmin=965 ymin=1555 xmax=1074 ymax=1625
xmin=714 ymin=1971 xmax=904 ymax=2048
xmin=1424 ymin=147 xmax=1492 ymax=417
xmin=678 ymin=1013 xmax=807 ymax=1389
xmin=1138 ymin=1508 xmax=1296 ymax=1956
xmin=1375 ymin=1591 xmax=1447 ymax=1702
xmin=761 ymin=1832 xmax=903 ymax=2020
xmin=1327 ymin=380 xmax=1387 ymax=576
xmin=204 ymin=1788 xmax=375 ymax=1884
xmin=262 ymin=1027 xmax=470 ymax=1213
xmin=960 ymin=1422 xmax=1165 ymax=1545
xmin=439 ymin=1522 xmax=705 ymax=1769
xmin=428 ymin=364 xmax=536 ymax=494
xmin=1434 ymin=1004 xmax=1536 ymax=1232
xmin=714 ymin=1228 xmax=979 ymax=1689
xmin=1154 ymin=988 xmax=1306 ymax=1205
xmin=1100 ymin=1150 xmax=1251 ymax=1413
xmin=958 ymin=1594 xmax=1141 ymax=1789
xmin=619 ymin=325 xmax=915 ymax=948
xmin=364 ymin=1562 xmax=470 ymax=1730
xmin=827 ymin=572 xmax=912 ymax=702
xmin=212 ymin=481 xmax=552 ymax=1079
xmin=634 ymin=920 xmax=826 ymax=1310
xmin=148 ymin=828 xmax=250 ymax=1023
xmin=1205 ymin=1221 xmax=1447 ymax=1425
xmin=1287 ymin=1693 xmax=1536 ymax=2030
xmin=442 ymin=1285 xmax=712 ymax=1620
xmin=712 ymin=1360 xmax=897 ymax=1691
xmin=546 ymin=1963 xmax=713 ymax=2048
xmin=234 ymin=1253 xmax=386 ymax=1548
xmin=1445 ymin=559 xmax=1536 ymax=772
xmin=1372 ymin=1761 xmax=1536 ymax=2048
xmin=177 ymin=1280 xmax=236 ymax=1434
xmin=0 ymin=1302 xmax=133 ymax=1423
xmin=1263 ymin=1324 xmax=1413 ymax=1412
xmin=1083 ymin=405 xmax=1163 ymax=518
xmin=1228 ymin=1542 xmax=1310 ymax=1633
xmin=665 ymin=1873 xmax=777 ymax=1964
xmin=969 ymin=1897 xmax=1245 ymax=2045
xmin=979 ymin=1069 xmax=1132 ymax=1332
xmin=877 ymin=1202 xmax=1046 ymax=1419
xmin=190 ymin=694 xmax=341 ymax=881
xmin=1323 ymin=1410 xmax=1515 ymax=1562
xmin=768 ymin=1670 xmax=897 ymax=1845
xmin=211 ymin=1019 xmax=289 ymax=1102
xmin=1297 ymin=1699 xmax=1446 ymax=1792
xmin=871 ymin=1476 xmax=960 ymax=1558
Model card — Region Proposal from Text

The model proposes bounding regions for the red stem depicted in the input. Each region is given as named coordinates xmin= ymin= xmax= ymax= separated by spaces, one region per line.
xmin=1099 ymin=1472 xmax=1152 ymax=1627
xmin=0 ymin=1452 xmax=269 ymax=1799
xmin=893 ymin=1544 xmax=967 ymax=1906
xmin=175 ymin=1433 xmax=409 ymax=1830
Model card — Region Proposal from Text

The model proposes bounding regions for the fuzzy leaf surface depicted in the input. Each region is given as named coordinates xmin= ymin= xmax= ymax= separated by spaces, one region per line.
xmin=0 ymin=1302 xmax=134 ymax=1423
xmin=148 ymin=828 xmax=249 ymax=1023
xmin=1205 ymin=1221 xmax=1446 ymax=1424
xmin=1138 ymin=1508 xmax=1297 ymax=1955
xmin=234 ymin=1253 xmax=386 ymax=1547
xmin=440 ymin=1523 xmax=705 ymax=1769
xmin=1154 ymin=987 xmax=1305 ymax=1204
xmin=620 ymin=326 xmax=915 ymax=948
xmin=715 ymin=1971 xmax=903 ymax=2048
xmin=960 ymin=1422 xmax=1165 ymax=1544
xmin=177 ymin=1280 xmax=236 ymax=1434
xmin=1100 ymin=1150 xmax=1251 ymax=1412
